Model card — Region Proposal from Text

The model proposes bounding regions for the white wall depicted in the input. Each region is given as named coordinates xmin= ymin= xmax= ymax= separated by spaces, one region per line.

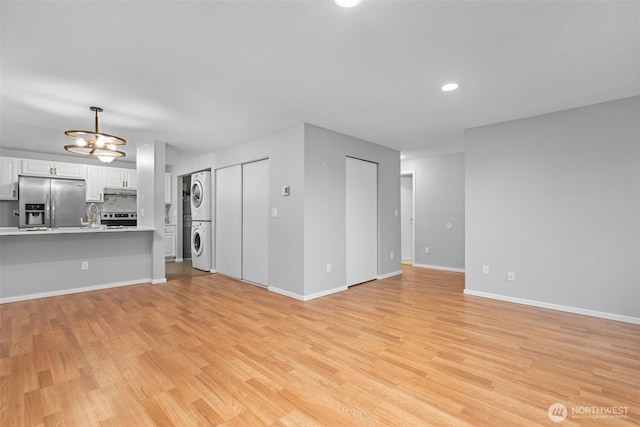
xmin=465 ymin=96 xmax=640 ymax=322
xmin=401 ymin=153 xmax=465 ymax=271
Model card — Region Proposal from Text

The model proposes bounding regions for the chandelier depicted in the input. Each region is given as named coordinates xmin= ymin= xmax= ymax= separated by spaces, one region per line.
xmin=64 ymin=106 xmax=126 ymax=163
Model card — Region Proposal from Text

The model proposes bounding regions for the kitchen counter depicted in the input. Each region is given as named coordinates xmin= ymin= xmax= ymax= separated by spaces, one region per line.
xmin=1 ymin=226 xmax=157 ymax=303
xmin=0 ymin=226 xmax=156 ymax=236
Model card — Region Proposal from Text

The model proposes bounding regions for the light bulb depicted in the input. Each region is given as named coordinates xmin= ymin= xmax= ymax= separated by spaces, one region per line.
xmin=76 ymin=138 xmax=86 ymax=147
xmin=97 ymin=155 xmax=115 ymax=163
xmin=96 ymin=136 xmax=105 ymax=147
xmin=441 ymin=83 xmax=459 ymax=92
xmin=107 ymin=144 xmax=116 ymax=151
xmin=335 ymin=0 xmax=361 ymax=7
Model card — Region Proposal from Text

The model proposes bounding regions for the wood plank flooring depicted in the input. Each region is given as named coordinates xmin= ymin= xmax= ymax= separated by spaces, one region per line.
xmin=1 ymin=265 xmax=638 ymax=426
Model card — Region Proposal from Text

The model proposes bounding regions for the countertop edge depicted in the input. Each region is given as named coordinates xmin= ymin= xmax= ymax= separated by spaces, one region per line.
xmin=0 ymin=226 xmax=157 ymax=236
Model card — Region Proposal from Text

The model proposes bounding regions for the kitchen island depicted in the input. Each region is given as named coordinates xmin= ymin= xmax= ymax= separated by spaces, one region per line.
xmin=0 ymin=226 xmax=156 ymax=303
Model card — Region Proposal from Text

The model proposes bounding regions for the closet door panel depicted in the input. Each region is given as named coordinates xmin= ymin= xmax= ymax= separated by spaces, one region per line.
xmin=242 ymin=159 xmax=269 ymax=286
xmin=215 ymin=165 xmax=242 ymax=279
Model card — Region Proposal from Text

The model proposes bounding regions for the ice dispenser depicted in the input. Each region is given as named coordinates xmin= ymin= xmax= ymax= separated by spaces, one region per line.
xmin=24 ymin=203 xmax=46 ymax=226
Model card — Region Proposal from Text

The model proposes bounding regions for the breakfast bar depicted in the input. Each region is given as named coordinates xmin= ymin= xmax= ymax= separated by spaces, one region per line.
xmin=0 ymin=226 xmax=156 ymax=303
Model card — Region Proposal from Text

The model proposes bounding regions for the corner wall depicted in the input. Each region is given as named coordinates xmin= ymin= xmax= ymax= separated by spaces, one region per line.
xmin=171 ymin=124 xmax=306 ymax=297
xmin=465 ymin=96 xmax=640 ymax=321
xmin=304 ymin=124 xmax=401 ymax=297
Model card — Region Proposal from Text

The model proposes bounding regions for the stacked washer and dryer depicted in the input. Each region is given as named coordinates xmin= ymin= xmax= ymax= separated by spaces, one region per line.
xmin=190 ymin=171 xmax=212 ymax=271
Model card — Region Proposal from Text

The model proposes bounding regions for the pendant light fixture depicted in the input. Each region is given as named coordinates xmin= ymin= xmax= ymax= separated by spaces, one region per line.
xmin=64 ymin=106 xmax=126 ymax=163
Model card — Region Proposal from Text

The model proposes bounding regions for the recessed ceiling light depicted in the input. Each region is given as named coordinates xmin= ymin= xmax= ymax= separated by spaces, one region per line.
xmin=441 ymin=83 xmax=459 ymax=92
xmin=335 ymin=0 xmax=361 ymax=8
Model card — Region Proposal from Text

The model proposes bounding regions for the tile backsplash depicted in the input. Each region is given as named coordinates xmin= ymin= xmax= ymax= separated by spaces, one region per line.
xmin=88 ymin=195 xmax=137 ymax=213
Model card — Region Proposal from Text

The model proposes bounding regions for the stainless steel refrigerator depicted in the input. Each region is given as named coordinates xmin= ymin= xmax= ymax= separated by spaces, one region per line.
xmin=19 ymin=176 xmax=86 ymax=228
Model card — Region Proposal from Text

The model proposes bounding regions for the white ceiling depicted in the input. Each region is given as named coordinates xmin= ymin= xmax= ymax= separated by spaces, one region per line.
xmin=1 ymin=0 xmax=638 ymax=166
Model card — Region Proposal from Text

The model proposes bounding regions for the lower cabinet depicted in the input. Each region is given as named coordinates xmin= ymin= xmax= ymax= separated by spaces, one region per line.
xmin=164 ymin=224 xmax=176 ymax=258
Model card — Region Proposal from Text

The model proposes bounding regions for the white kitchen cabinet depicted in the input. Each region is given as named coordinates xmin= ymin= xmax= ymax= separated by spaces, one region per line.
xmin=164 ymin=224 xmax=176 ymax=257
xmin=86 ymin=165 xmax=105 ymax=202
xmin=165 ymin=173 xmax=172 ymax=204
xmin=104 ymin=167 xmax=137 ymax=189
xmin=21 ymin=159 xmax=86 ymax=179
xmin=0 ymin=157 xmax=19 ymax=200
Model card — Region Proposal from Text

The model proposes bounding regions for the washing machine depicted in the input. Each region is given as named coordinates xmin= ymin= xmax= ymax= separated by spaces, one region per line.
xmin=191 ymin=171 xmax=211 ymax=221
xmin=191 ymin=221 xmax=211 ymax=271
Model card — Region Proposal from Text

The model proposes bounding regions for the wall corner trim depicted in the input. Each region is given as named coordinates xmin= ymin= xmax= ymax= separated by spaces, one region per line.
xmin=377 ymin=270 xmax=403 ymax=280
xmin=414 ymin=263 xmax=465 ymax=273
xmin=268 ymin=285 xmax=347 ymax=301
xmin=152 ymin=278 xmax=167 ymax=285
xmin=463 ymin=289 xmax=640 ymax=325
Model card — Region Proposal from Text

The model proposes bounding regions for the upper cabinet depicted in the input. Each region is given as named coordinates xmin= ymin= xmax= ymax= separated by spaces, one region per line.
xmin=21 ymin=159 xmax=87 ymax=179
xmin=0 ymin=157 xmax=19 ymax=200
xmin=86 ymin=166 xmax=105 ymax=202
xmin=165 ymin=173 xmax=172 ymax=204
xmin=104 ymin=168 xmax=137 ymax=189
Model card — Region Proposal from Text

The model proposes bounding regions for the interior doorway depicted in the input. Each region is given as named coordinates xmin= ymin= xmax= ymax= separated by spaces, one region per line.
xmin=401 ymin=171 xmax=415 ymax=264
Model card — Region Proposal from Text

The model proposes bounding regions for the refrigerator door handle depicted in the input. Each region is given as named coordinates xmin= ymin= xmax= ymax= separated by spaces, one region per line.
xmin=45 ymin=193 xmax=51 ymax=228
xmin=51 ymin=193 xmax=56 ymax=228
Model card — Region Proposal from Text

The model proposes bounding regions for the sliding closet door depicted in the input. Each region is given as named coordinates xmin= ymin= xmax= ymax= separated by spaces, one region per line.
xmin=242 ymin=159 xmax=269 ymax=286
xmin=346 ymin=157 xmax=378 ymax=286
xmin=215 ymin=165 xmax=242 ymax=279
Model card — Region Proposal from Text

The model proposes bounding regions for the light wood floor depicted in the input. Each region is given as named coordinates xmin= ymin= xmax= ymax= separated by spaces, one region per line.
xmin=1 ymin=266 xmax=638 ymax=426
xmin=165 ymin=261 xmax=211 ymax=281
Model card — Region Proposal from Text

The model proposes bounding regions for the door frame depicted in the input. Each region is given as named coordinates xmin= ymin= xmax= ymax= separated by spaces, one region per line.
xmin=400 ymin=170 xmax=415 ymax=265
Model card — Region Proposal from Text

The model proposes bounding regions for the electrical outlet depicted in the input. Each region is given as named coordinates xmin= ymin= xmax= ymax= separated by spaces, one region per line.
xmin=326 ymin=263 xmax=331 ymax=273
xmin=390 ymin=252 xmax=394 ymax=260
xmin=81 ymin=261 xmax=89 ymax=270
xmin=482 ymin=265 xmax=490 ymax=275
xmin=508 ymin=271 xmax=516 ymax=282
xmin=424 ymin=247 xmax=430 ymax=254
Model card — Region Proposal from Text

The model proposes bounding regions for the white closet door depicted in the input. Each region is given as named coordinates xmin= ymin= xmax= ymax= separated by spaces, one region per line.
xmin=242 ymin=159 xmax=269 ymax=286
xmin=215 ymin=165 xmax=242 ymax=279
xmin=346 ymin=157 xmax=378 ymax=286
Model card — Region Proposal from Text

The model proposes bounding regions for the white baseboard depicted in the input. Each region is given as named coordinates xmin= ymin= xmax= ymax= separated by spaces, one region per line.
xmin=209 ymin=269 xmax=216 ymax=273
xmin=0 ymin=278 xmax=151 ymax=304
xmin=175 ymin=257 xmax=184 ymax=263
xmin=463 ymin=289 xmax=640 ymax=325
xmin=268 ymin=285 xmax=348 ymax=301
xmin=414 ymin=263 xmax=465 ymax=273
xmin=152 ymin=278 xmax=167 ymax=284
xmin=377 ymin=270 xmax=403 ymax=280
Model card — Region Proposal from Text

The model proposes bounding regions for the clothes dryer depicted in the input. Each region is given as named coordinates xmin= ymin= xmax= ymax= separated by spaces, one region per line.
xmin=191 ymin=171 xmax=211 ymax=221
xmin=191 ymin=221 xmax=211 ymax=271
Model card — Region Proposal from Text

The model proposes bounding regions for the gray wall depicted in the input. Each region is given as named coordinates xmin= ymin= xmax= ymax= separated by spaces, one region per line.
xmin=465 ymin=96 xmax=639 ymax=319
xmin=171 ymin=124 xmax=306 ymax=296
xmin=0 ymin=231 xmax=152 ymax=300
xmin=304 ymin=124 xmax=401 ymax=296
xmin=401 ymin=153 xmax=465 ymax=271
xmin=171 ymin=122 xmax=401 ymax=299
xmin=137 ymin=141 xmax=166 ymax=283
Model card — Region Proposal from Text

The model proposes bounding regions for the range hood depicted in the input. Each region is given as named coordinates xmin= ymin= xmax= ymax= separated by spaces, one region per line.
xmin=103 ymin=187 xmax=137 ymax=196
